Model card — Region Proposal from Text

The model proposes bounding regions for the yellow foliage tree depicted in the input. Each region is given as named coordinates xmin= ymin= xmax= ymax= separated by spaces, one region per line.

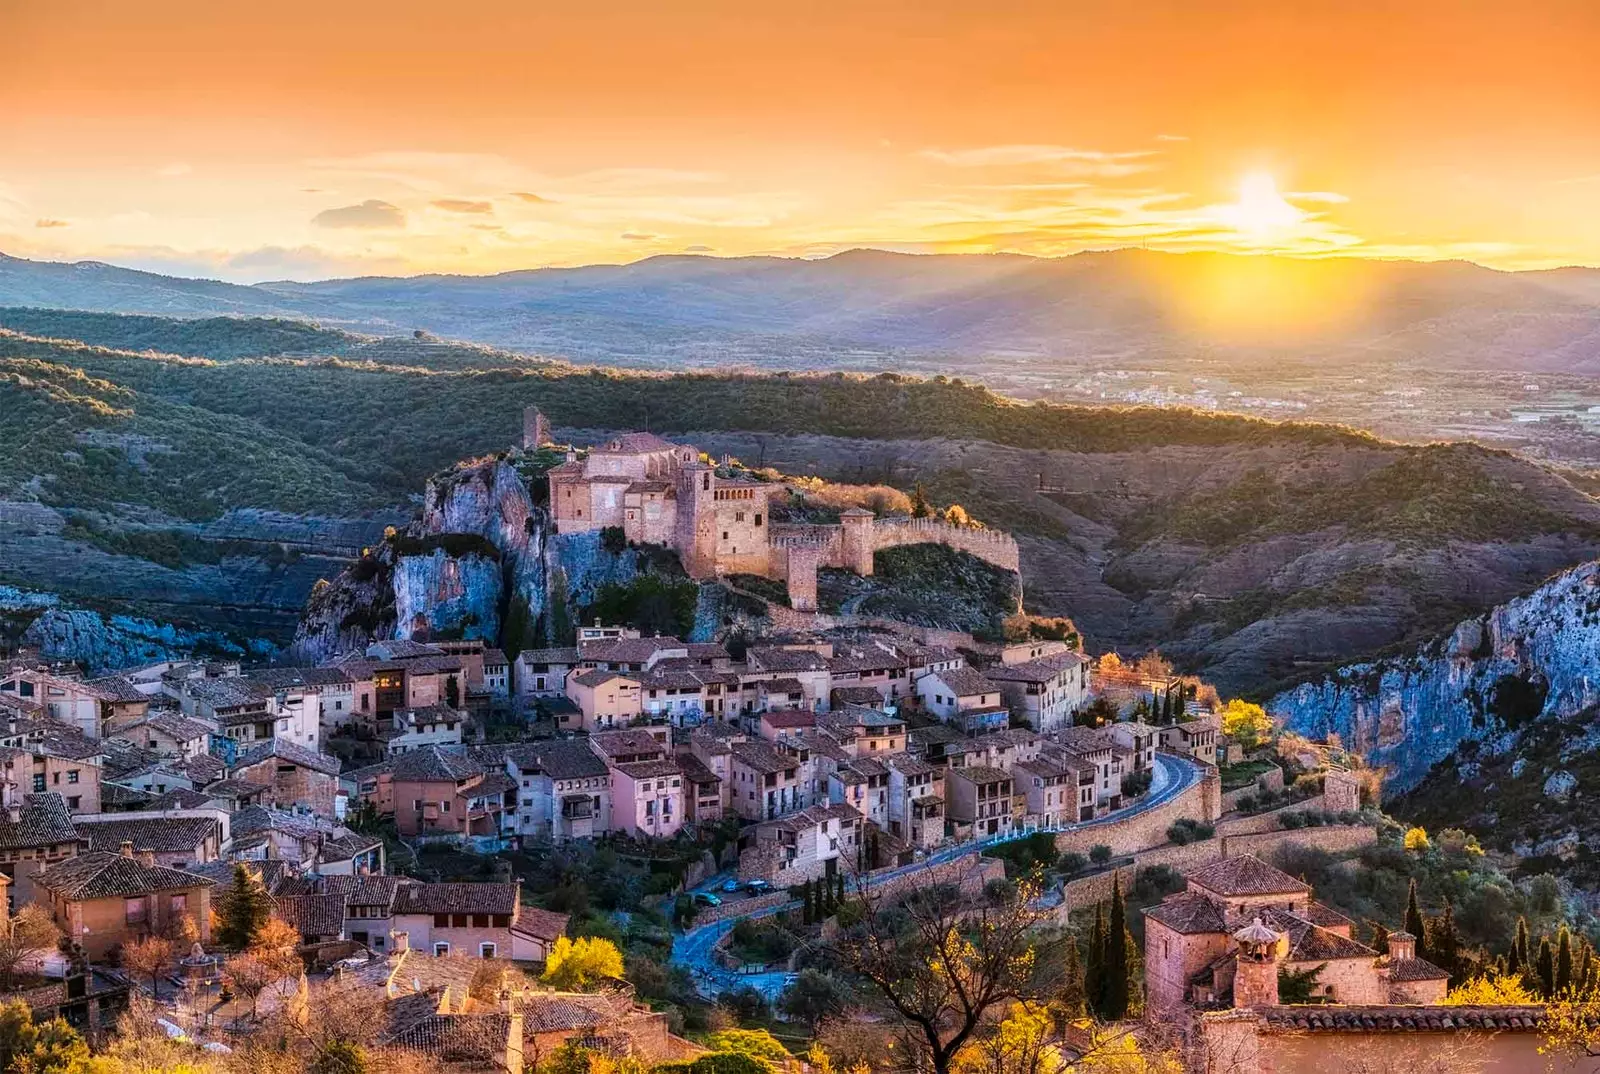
xmin=1403 ymin=827 xmax=1431 ymax=853
xmin=541 ymin=936 xmax=624 ymax=991
xmin=1219 ymin=699 xmax=1274 ymax=751
xmin=1445 ymin=975 xmax=1538 ymax=1005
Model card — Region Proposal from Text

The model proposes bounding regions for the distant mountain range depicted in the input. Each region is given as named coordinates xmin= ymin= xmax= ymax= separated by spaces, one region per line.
xmin=4 ymin=247 xmax=1600 ymax=371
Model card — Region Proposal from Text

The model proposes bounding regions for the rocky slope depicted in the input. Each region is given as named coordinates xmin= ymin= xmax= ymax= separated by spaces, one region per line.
xmin=1 ymin=585 xmax=269 ymax=671
xmin=1272 ymin=560 xmax=1600 ymax=795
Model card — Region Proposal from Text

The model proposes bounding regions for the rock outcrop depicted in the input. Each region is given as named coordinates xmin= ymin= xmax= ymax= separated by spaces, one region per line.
xmin=1271 ymin=560 xmax=1600 ymax=794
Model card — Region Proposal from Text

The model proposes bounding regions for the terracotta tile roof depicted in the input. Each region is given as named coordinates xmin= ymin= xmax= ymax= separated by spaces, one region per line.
xmin=760 ymin=709 xmax=815 ymax=730
xmin=984 ymin=651 xmax=1088 ymax=683
xmin=319 ymin=832 xmax=383 ymax=862
xmin=730 ymin=738 xmax=793 ymax=775
xmin=946 ymin=764 xmax=1011 ymax=785
xmin=1302 ymin=901 xmax=1354 ymax=931
xmin=1388 ymin=956 xmax=1453 ymax=982
xmin=83 ymin=675 xmax=148 ymax=703
xmin=0 ymin=793 xmax=78 ymax=850
xmin=1188 ymin=855 xmax=1311 ymax=898
xmin=590 ymin=729 xmax=667 ymax=761
xmin=511 ymin=905 xmax=571 ymax=942
xmin=571 ymin=668 xmax=639 ymax=688
xmin=1255 ymin=1004 xmax=1549 ymax=1032
xmin=595 ymin=431 xmax=679 ymax=454
xmin=382 ymin=1013 xmax=511 ymax=1060
xmin=747 ymin=647 xmax=830 ymax=673
xmin=275 ymin=893 xmax=348 ymax=938
xmin=393 ymin=882 xmax=519 ymax=916
xmin=143 ymin=713 xmax=214 ymax=741
xmin=98 ymin=782 xmax=153 ymax=808
xmin=1264 ymin=909 xmax=1379 ymax=962
xmin=578 ymin=636 xmax=686 ymax=665
xmin=677 ymin=754 xmax=721 ymax=785
xmin=249 ymin=666 xmax=354 ymax=689
xmin=197 ymin=777 xmax=269 ymax=801
xmin=78 ymin=816 xmax=218 ymax=854
xmin=927 ymin=667 xmax=1000 ymax=697
xmin=321 ymin=874 xmax=408 ymax=907
xmin=525 ymin=740 xmax=609 ymax=781
xmin=616 ymin=759 xmax=681 ymax=779
xmin=39 ymin=851 xmax=213 ymax=900
xmin=516 ymin=647 xmax=580 ymax=664
xmin=888 ymin=754 xmax=936 ymax=777
xmin=234 ymin=738 xmax=342 ymax=777
xmin=185 ymin=677 xmax=275 ymax=709
xmin=1144 ymin=892 xmax=1230 ymax=935
xmin=387 ymin=745 xmax=482 ymax=782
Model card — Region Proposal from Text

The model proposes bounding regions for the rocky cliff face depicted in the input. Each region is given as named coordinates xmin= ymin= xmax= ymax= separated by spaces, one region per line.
xmin=1271 ymin=560 xmax=1600 ymax=794
xmin=289 ymin=454 xmax=672 ymax=662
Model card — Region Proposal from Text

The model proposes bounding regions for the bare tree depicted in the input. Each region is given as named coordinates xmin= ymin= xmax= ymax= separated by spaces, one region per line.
xmin=833 ymin=875 xmax=1065 ymax=1074
xmin=222 ymin=952 xmax=276 ymax=1021
xmin=122 ymin=935 xmax=176 ymax=998
xmin=0 ymin=905 xmax=61 ymax=989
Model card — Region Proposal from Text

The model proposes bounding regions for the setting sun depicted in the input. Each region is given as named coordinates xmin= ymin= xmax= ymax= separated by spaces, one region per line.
xmin=1218 ymin=172 xmax=1305 ymax=242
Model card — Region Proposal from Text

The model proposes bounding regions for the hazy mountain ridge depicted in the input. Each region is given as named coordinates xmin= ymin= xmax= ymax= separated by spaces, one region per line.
xmin=6 ymin=247 xmax=1600 ymax=371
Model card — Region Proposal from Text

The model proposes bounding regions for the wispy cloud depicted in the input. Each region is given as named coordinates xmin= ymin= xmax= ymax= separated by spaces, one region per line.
xmin=34 ymin=219 xmax=69 ymax=229
xmin=510 ymin=191 xmax=552 ymax=203
xmin=1154 ymin=133 xmax=1190 ymax=142
xmin=620 ymin=231 xmax=659 ymax=241
xmin=919 ymin=144 xmax=1159 ymax=176
xmin=311 ymin=199 xmax=406 ymax=229
xmin=431 ymin=198 xmax=494 ymax=214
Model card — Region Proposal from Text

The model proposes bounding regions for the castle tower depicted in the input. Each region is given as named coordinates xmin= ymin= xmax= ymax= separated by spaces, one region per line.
xmin=1385 ymin=929 xmax=1416 ymax=962
xmin=522 ymin=406 xmax=550 ymax=450
xmin=785 ymin=544 xmax=821 ymax=612
xmin=1323 ymin=768 xmax=1361 ymax=813
xmin=1231 ymin=918 xmax=1282 ymax=1008
xmin=674 ymin=461 xmax=719 ymax=579
xmin=839 ymin=507 xmax=876 ymax=577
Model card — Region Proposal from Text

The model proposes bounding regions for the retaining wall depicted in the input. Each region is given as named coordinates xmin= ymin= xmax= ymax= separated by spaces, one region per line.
xmin=1051 ymin=764 xmax=1220 ymax=858
xmin=1057 ymin=824 xmax=1377 ymax=910
xmin=1218 ymin=767 xmax=1285 ymax=812
xmin=1214 ymin=788 xmax=1348 ymax=837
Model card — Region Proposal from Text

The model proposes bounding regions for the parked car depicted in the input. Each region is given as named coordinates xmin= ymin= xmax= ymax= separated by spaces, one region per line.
xmin=744 ymin=879 xmax=771 ymax=894
xmin=721 ymin=879 xmax=741 ymax=894
xmin=693 ymin=892 xmax=722 ymax=907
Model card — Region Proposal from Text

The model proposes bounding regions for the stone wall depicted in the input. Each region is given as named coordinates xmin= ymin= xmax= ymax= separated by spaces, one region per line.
xmin=1052 ymin=763 xmax=1220 ymax=859
xmin=692 ymin=890 xmax=790 ymax=925
xmin=1214 ymin=786 xmax=1357 ymax=837
xmin=871 ymin=517 xmax=1021 ymax=573
xmin=1219 ymin=767 xmax=1285 ymax=812
xmin=1058 ymin=825 xmax=1377 ymax=911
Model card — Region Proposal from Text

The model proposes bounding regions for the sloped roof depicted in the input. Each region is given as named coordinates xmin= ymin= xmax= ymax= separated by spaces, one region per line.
xmin=1144 ymin=892 xmax=1230 ymax=935
xmin=0 ymin=793 xmax=78 ymax=850
xmin=387 ymin=745 xmax=481 ymax=782
xmin=321 ymin=874 xmax=409 ymax=907
xmin=1255 ymin=1005 xmax=1548 ymax=1032
xmin=39 ymin=851 xmax=213 ymax=900
xmin=512 ymin=906 xmax=571 ymax=942
xmin=78 ymin=815 xmax=218 ymax=854
xmin=393 ymin=882 xmax=519 ymax=916
xmin=527 ymin=740 xmax=608 ymax=781
xmin=1264 ymin=908 xmax=1378 ymax=962
xmin=275 ymin=893 xmax=348 ymax=938
xmin=1188 ymin=855 xmax=1310 ymax=898
xmin=234 ymin=738 xmax=342 ymax=777
xmin=927 ymin=667 xmax=999 ymax=697
xmin=1388 ymin=956 xmax=1453 ymax=982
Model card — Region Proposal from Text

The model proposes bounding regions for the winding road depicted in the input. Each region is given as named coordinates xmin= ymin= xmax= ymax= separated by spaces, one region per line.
xmin=672 ymin=752 xmax=1204 ymax=999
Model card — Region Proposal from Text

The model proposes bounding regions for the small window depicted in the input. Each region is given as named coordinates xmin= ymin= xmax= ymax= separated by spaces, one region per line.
xmin=480 ymin=942 xmax=497 ymax=959
xmin=67 ymin=770 xmax=79 ymax=784
xmin=125 ymin=897 xmax=147 ymax=924
xmin=66 ymin=796 xmax=80 ymax=810
xmin=433 ymin=942 xmax=450 ymax=958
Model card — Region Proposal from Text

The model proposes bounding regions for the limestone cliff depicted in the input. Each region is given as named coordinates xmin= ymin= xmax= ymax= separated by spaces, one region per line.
xmin=1271 ymin=560 xmax=1600 ymax=794
xmin=288 ymin=453 xmax=682 ymax=662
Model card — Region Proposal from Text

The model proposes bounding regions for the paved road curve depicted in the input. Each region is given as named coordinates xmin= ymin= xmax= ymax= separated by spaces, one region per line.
xmin=672 ymin=752 xmax=1204 ymax=999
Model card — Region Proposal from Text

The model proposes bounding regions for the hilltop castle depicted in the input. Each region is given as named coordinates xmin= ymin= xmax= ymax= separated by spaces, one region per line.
xmin=525 ymin=407 xmax=1020 ymax=610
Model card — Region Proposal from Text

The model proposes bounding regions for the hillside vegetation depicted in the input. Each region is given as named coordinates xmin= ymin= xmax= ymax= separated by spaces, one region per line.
xmin=4 ymin=311 xmax=1600 ymax=693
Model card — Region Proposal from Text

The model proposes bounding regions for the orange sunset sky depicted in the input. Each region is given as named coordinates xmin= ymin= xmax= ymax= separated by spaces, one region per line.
xmin=4 ymin=0 xmax=1599 ymax=281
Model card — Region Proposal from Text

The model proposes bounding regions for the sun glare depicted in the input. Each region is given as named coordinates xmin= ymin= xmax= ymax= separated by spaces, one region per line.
xmin=1220 ymin=171 xmax=1304 ymax=242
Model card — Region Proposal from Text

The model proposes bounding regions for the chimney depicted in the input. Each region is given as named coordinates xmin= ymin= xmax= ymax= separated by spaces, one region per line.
xmin=119 ymin=840 xmax=135 ymax=858
xmin=1231 ymin=917 xmax=1282 ymax=1008
xmin=391 ymin=929 xmax=409 ymax=954
xmin=1387 ymin=929 xmax=1416 ymax=962
xmin=5 ymin=803 xmax=20 ymax=825
xmin=140 ymin=849 xmax=156 ymax=867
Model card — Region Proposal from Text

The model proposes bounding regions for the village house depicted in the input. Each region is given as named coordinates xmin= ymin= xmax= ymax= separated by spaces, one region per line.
xmin=827 ymin=646 xmax=910 ymax=705
xmin=0 ymin=725 xmax=105 ymax=815
xmin=565 ymin=670 xmax=643 ymax=732
xmin=0 ymin=792 xmax=81 ymax=908
xmin=514 ymin=740 xmax=614 ymax=843
xmin=984 ymin=650 xmax=1091 ymax=733
xmin=1013 ymin=754 xmax=1089 ymax=827
xmin=728 ymin=737 xmax=808 ymax=821
xmin=1144 ymin=855 xmax=1451 ymax=1014
xmin=0 ymin=670 xmax=120 ymax=739
xmin=676 ymin=753 xmax=724 ymax=825
xmin=1107 ymin=719 xmax=1160 ymax=772
xmin=739 ymin=802 xmax=860 ymax=885
xmin=231 ymin=738 xmax=342 ymax=814
xmin=382 ymin=703 xmax=466 ymax=756
xmin=943 ymin=765 xmax=1015 ymax=840
xmin=511 ymin=647 xmax=579 ymax=701
xmin=75 ymin=813 xmax=223 ymax=870
xmin=1161 ymin=714 xmax=1221 ymax=765
xmin=915 ymin=667 xmax=1008 ymax=732
xmin=108 ymin=712 xmax=212 ymax=761
xmin=610 ymin=759 xmax=684 ymax=838
xmin=37 ymin=844 xmax=214 ymax=961
xmin=1053 ymin=726 xmax=1127 ymax=813
xmin=757 ymin=709 xmax=816 ymax=741
xmin=822 ymin=706 xmax=907 ymax=755
xmin=383 ymin=746 xmax=495 ymax=840
xmin=390 ymin=881 xmax=545 ymax=960
xmin=743 ymin=647 xmax=833 ymax=713
xmin=885 ymin=754 xmax=944 ymax=850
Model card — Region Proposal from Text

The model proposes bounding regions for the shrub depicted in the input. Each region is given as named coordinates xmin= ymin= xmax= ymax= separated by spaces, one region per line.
xmin=1089 ymin=844 xmax=1112 ymax=865
xmin=1280 ymin=812 xmax=1306 ymax=829
xmin=1058 ymin=852 xmax=1088 ymax=876
xmin=1403 ymin=826 xmax=1431 ymax=852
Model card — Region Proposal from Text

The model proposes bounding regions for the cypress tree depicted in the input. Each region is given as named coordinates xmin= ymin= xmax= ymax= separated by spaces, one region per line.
xmin=217 ymin=862 xmax=270 ymax=951
xmin=1059 ymin=935 xmax=1085 ymax=1016
xmin=836 ymin=870 xmax=846 ymax=906
xmin=803 ymin=880 xmax=815 ymax=925
xmin=1430 ymin=901 xmax=1460 ymax=982
xmin=1509 ymin=916 xmax=1528 ymax=976
xmin=1103 ymin=874 xmax=1131 ymax=1020
xmin=1538 ymin=938 xmax=1556 ymax=1000
xmin=823 ymin=873 xmax=836 ymax=915
xmin=1557 ymin=927 xmax=1574 ymax=997
xmin=1404 ymin=880 xmax=1427 ymax=958
xmin=1369 ymin=922 xmax=1389 ymax=956
xmin=1580 ymin=944 xmax=1594 ymax=997
xmin=1084 ymin=903 xmax=1107 ymax=1018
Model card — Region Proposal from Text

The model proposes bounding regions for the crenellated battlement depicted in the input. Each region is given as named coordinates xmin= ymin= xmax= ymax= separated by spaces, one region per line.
xmin=871 ymin=516 xmax=1021 ymax=572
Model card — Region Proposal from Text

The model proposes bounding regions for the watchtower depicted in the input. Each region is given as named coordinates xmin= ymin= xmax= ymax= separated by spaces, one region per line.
xmin=522 ymin=406 xmax=550 ymax=450
xmin=674 ymin=461 xmax=719 ymax=579
xmin=839 ymin=507 xmax=876 ymax=576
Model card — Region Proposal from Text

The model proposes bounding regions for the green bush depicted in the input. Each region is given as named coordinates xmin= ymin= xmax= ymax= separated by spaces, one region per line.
xmin=1089 ymin=844 xmax=1112 ymax=865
